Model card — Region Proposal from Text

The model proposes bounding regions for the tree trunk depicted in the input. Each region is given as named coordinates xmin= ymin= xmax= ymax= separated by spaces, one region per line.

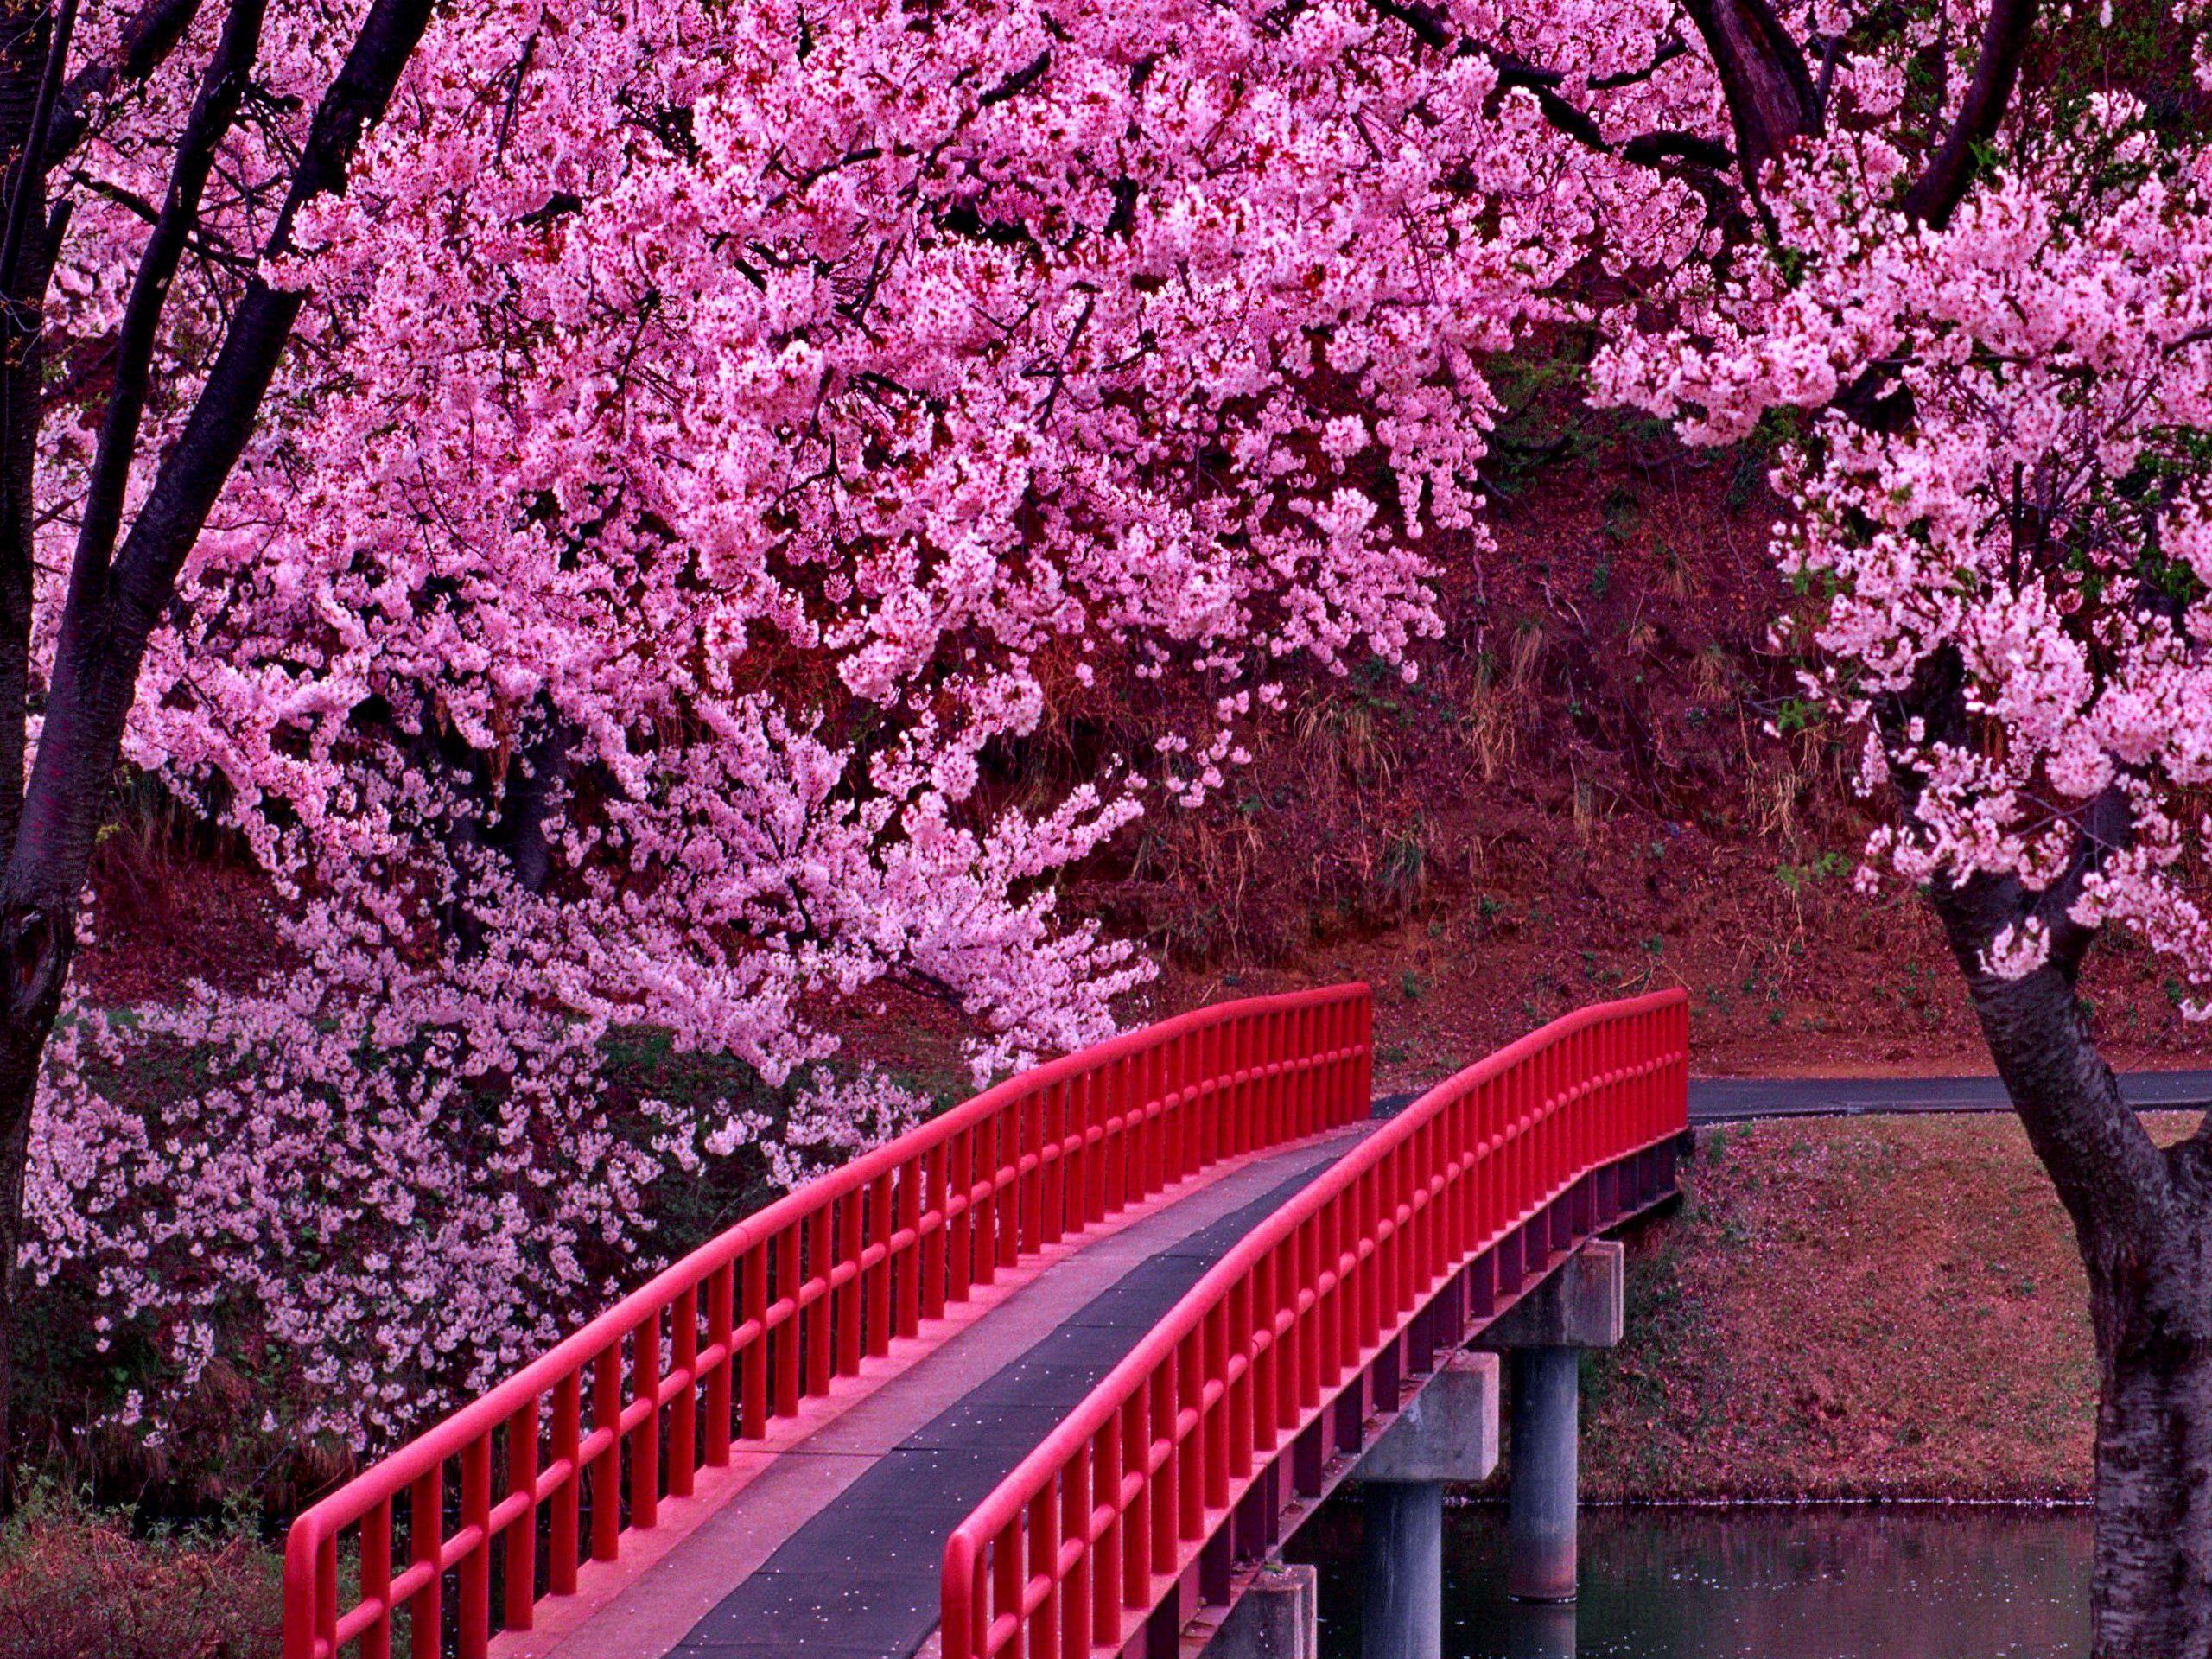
xmin=2086 ymin=1141 xmax=2212 ymax=1658
xmin=1927 ymin=871 xmax=2212 ymax=1656
xmin=0 ymin=900 xmax=69 ymax=1500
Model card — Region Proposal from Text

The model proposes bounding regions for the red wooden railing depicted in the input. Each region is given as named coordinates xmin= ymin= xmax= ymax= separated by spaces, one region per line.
xmin=939 ymin=987 xmax=1688 ymax=1659
xmin=282 ymin=985 xmax=1373 ymax=1659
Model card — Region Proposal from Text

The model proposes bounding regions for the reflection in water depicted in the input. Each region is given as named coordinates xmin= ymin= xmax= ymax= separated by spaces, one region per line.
xmin=1287 ymin=1505 xmax=2091 ymax=1658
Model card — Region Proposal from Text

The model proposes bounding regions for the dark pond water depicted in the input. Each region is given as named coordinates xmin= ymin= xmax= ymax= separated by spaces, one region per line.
xmin=1286 ymin=1504 xmax=2092 ymax=1658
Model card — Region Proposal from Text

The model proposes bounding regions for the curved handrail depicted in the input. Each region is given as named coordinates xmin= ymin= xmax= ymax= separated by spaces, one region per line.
xmin=283 ymin=983 xmax=1373 ymax=1659
xmin=940 ymin=988 xmax=1688 ymax=1659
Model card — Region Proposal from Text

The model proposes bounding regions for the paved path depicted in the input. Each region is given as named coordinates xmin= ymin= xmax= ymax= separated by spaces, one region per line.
xmin=1372 ymin=1070 xmax=2212 ymax=1126
xmin=1687 ymin=1069 xmax=2212 ymax=1122
xmin=527 ymin=1126 xmax=1370 ymax=1659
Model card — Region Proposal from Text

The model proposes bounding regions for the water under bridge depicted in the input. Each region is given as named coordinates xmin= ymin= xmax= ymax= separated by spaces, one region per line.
xmin=282 ymin=984 xmax=1691 ymax=1659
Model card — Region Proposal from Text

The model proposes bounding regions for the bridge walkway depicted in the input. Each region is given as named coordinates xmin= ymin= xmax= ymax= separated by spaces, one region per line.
xmin=515 ymin=1128 xmax=1370 ymax=1659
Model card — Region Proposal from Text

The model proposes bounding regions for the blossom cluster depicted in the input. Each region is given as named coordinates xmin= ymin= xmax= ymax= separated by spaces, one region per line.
xmin=1596 ymin=70 xmax=2212 ymax=995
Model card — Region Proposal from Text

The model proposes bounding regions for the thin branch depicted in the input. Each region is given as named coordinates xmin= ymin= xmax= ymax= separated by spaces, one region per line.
xmin=0 ymin=0 xmax=79 ymax=301
xmin=493 ymin=20 xmax=540 ymax=165
xmin=979 ymin=50 xmax=1052 ymax=109
xmin=1589 ymin=37 xmax=1688 ymax=89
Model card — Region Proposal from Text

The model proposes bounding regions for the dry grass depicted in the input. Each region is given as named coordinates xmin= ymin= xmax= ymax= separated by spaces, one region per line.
xmin=0 ymin=1491 xmax=281 ymax=1659
xmin=1576 ymin=1113 xmax=2199 ymax=1502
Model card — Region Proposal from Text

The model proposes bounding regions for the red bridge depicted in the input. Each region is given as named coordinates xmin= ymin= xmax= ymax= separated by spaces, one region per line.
xmin=283 ymin=985 xmax=1688 ymax=1659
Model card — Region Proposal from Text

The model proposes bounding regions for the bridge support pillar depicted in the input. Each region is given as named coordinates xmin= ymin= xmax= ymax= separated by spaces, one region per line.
xmin=1351 ymin=1351 xmax=1498 ymax=1659
xmin=1502 ymin=1348 xmax=1580 ymax=1604
xmin=1201 ymin=1560 xmax=1319 ymax=1659
xmin=1361 ymin=1480 xmax=1442 ymax=1659
xmin=1480 ymin=1241 xmax=1623 ymax=1605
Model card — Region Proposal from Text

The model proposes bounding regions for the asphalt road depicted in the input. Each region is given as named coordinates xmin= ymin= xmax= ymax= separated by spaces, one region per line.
xmin=1688 ymin=1069 xmax=2212 ymax=1121
xmin=1379 ymin=1071 xmax=2212 ymax=1125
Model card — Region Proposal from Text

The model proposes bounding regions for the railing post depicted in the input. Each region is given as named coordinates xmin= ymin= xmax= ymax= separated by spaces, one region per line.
xmin=950 ymin=1131 xmax=974 ymax=1302
xmin=459 ymin=1431 xmax=491 ymax=1659
xmin=1000 ymin=1104 xmax=1024 ymax=1270
xmin=591 ymin=1345 xmax=621 ymax=1561
xmin=1121 ymin=1389 xmax=1149 ymax=1612
xmin=505 ymin=1397 xmax=540 ymax=1631
xmin=1092 ymin=1417 xmax=1122 ymax=1651
xmin=1177 ymin=1332 xmax=1205 ymax=1540
xmin=632 ymin=1316 xmax=661 ymax=1530
xmin=774 ymin=1224 xmax=802 ymax=1417
xmin=550 ymin=1371 xmax=580 ymax=1593
xmin=1150 ymin=1365 xmax=1179 ymax=1575
xmin=1061 ymin=1441 xmax=1092 ymax=1659
xmin=971 ymin=1119 xmax=997 ymax=1287
xmin=409 ymin=1466 xmax=442 ymax=1659
xmin=1027 ymin=1484 xmax=1060 ymax=1657
xmin=805 ymin=1213 xmax=834 ymax=1395
xmin=896 ymin=1160 xmax=923 ymax=1340
xmin=924 ymin=1144 xmax=950 ymax=1321
xmin=361 ymin=1500 xmax=391 ymax=1659
xmin=836 ymin=1191 xmax=863 ymax=1378
xmin=671 ymin=1287 xmax=698 ymax=1497
xmin=742 ymin=1247 xmax=770 ymax=1438
xmin=706 ymin=1264 xmax=734 ymax=1465
xmin=868 ymin=1172 xmax=895 ymax=1357
xmin=993 ymin=1518 xmax=1023 ymax=1659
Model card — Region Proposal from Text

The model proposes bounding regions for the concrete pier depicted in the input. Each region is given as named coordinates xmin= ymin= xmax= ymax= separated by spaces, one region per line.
xmin=1361 ymin=1481 xmax=1444 ymax=1659
xmin=1480 ymin=1240 xmax=1624 ymax=1605
xmin=1202 ymin=1561 xmax=1319 ymax=1659
xmin=1503 ymin=1347 xmax=1580 ymax=1602
xmin=1351 ymin=1351 xmax=1499 ymax=1659
xmin=1503 ymin=1599 xmax=1578 ymax=1659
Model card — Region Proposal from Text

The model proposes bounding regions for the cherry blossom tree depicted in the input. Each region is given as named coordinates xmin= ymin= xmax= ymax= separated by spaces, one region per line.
xmin=1586 ymin=3 xmax=2212 ymax=1651
xmin=13 ymin=0 xmax=1653 ymax=1458
xmin=0 ymin=0 xmax=441 ymax=1488
xmin=10 ymin=0 xmax=2212 ymax=1648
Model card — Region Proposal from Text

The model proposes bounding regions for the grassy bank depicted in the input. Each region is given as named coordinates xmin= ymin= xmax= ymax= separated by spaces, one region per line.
xmin=1578 ymin=1112 xmax=2196 ymax=1503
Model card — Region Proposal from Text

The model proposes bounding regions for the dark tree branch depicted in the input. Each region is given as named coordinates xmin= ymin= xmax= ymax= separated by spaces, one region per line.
xmin=1888 ymin=650 xmax=2169 ymax=1259
xmin=1366 ymin=0 xmax=1451 ymax=51
xmin=10 ymin=0 xmax=436 ymax=920
xmin=0 ymin=0 xmax=74 ymax=299
xmin=43 ymin=0 xmax=204 ymax=165
xmin=979 ymin=49 xmax=1052 ymax=108
xmin=1622 ymin=130 xmax=1734 ymax=168
xmin=1359 ymin=0 xmax=1739 ymax=180
xmin=1926 ymin=861 xmax=2170 ymax=1261
xmin=1813 ymin=30 xmax=1842 ymax=115
xmin=1589 ymin=37 xmax=1688 ymax=89
xmin=0 ymin=0 xmax=75 ymax=893
xmin=66 ymin=0 xmax=266 ymax=607
xmin=1900 ymin=0 xmax=2037 ymax=229
xmin=1824 ymin=0 xmax=2039 ymax=430
xmin=1676 ymin=0 xmax=1821 ymax=189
